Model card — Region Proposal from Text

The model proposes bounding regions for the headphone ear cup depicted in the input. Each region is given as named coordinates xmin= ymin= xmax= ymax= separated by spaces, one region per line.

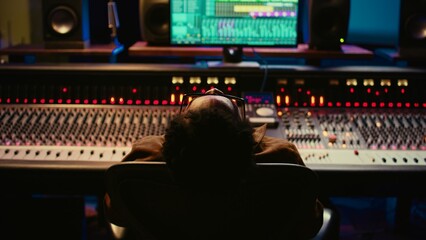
xmin=139 ymin=0 xmax=170 ymax=46
xmin=42 ymin=0 xmax=90 ymax=49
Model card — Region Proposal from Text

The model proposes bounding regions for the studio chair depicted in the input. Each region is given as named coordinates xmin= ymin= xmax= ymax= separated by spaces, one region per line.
xmin=104 ymin=162 xmax=339 ymax=240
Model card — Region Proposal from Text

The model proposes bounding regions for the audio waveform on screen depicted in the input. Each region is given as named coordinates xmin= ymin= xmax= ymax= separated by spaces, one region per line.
xmin=201 ymin=18 xmax=297 ymax=45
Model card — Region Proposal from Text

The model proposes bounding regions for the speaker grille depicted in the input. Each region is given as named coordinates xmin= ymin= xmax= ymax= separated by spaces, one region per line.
xmin=399 ymin=0 xmax=426 ymax=57
xmin=139 ymin=0 xmax=170 ymax=46
xmin=48 ymin=6 xmax=78 ymax=35
xmin=42 ymin=0 xmax=90 ymax=49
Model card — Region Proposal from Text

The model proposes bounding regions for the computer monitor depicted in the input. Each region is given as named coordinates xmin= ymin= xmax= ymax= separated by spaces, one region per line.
xmin=170 ymin=0 xmax=300 ymax=64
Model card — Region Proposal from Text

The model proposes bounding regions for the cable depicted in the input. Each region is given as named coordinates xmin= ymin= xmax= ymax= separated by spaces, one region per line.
xmin=251 ymin=48 xmax=269 ymax=92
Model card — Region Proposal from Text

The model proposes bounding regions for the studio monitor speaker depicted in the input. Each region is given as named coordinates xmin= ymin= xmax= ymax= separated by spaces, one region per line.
xmin=304 ymin=0 xmax=350 ymax=51
xmin=139 ymin=0 xmax=170 ymax=45
xmin=42 ymin=0 xmax=90 ymax=49
xmin=399 ymin=0 xmax=426 ymax=57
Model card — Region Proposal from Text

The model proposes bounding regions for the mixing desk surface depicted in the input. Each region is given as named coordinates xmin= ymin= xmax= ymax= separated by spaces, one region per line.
xmin=1 ymin=105 xmax=424 ymax=172
xmin=0 ymin=64 xmax=425 ymax=195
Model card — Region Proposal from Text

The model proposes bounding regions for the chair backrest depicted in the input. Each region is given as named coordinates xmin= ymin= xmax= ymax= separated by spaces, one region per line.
xmin=105 ymin=161 xmax=319 ymax=240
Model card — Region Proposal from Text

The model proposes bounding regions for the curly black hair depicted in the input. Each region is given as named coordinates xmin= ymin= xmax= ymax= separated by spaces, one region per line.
xmin=163 ymin=107 xmax=255 ymax=188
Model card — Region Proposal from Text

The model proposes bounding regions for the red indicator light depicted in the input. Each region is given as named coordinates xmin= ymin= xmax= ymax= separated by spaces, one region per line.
xmin=175 ymin=86 xmax=180 ymax=91
xmin=6 ymin=98 xmax=11 ymax=103
xmin=405 ymin=103 xmax=410 ymax=108
xmin=367 ymin=88 xmax=371 ymax=94
xmin=371 ymin=102 xmax=377 ymax=107
xmin=136 ymin=100 xmax=142 ymax=105
xmin=297 ymin=88 xmax=302 ymax=93
xmin=397 ymin=102 xmax=402 ymax=108
xmin=75 ymin=99 xmax=80 ymax=104
xmin=388 ymin=102 xmax=394 ymax=108
xmin=127 ymin=100 xmax=133 ymax=105
xmin=132 ymin=88 xmax=137 ymax=94
xmin=92 ymin=99 xmax=98 ymax=104
xmin=294 ymin=102 xmax=299 ymax=107
xmin=153 ymin=100 xmax=159 ymax=105
xmin=62 ymin=87 xmax=68 ymax=93
xmin=66 ymin=99 xmax=72 ymax=104
xmin=192 ymin=86 xmax=197 ymax=91
xmin=33 ymin=99 xmax=37 ymax=104
xmin=423 ymin=103 xmax=426 ymax=108
xmin=144 ymin=100 xmax=150 ymax=105
xmin=345 ymin=102 xmax=351 ymax=107
xmin=375 ymin=91 xmax=380 ymax=96
xmin=227 ymin=86 xmax=232 ymax=92
xmin=49 ymin=99 xmax=54 ymax=104
xmin=401 ymin=88 xmax=405 ymax=94
xmin=15 ymin=98 xmax=20 ymax=103
xmin=101 ymin=99 xmax=107 ymax=104
xmin=307 ymin=90 xmax=311 ymax=95
xmin=327 ymin=102 xmax=333 ymax=107
xmin=110 ymin=97 xmax=116 ymax=104
xmin=384 ymin=88 xmax=388 ymax=93
xmin=119 ymin=98 xmax=124 ymax=104
xmin=336 ymin=102 xmax=342 ymax=107
xmin=380 ymin=102 xmax=385 ymax=108
xmin=162 ymin=100 xmax=168 ymax=105
xmin=83 ymin=99 xmax=89 ymax=104
xmin=350 ymin=88 xmax=354 ymax=93
xmin=280 ymin=88 xmax=285 ymax=93
xmin=354 ymin=102 xmax=360 ymax=107
xmin=24 ymin=98 xmax=28 ymax=104
xmin=414 ymin=103 xmax=419 ymax=107
xmin=40 ymin=99 xmax=46 ymax=104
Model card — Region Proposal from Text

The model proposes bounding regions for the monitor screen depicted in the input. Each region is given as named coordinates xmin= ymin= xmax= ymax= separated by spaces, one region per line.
xmin=170 ymin=0 xmax=300 ymax=47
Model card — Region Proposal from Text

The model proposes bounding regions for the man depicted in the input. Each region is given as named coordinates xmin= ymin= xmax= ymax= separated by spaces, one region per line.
xmin=105 ymin=88 xmax=324 ymax=239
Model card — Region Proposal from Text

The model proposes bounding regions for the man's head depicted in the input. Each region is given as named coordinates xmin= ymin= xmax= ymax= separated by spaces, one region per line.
xmin=184 ymin=88 xmax=244 ymax=121
xmin=163 ymin=89 xmax=254 ymax=187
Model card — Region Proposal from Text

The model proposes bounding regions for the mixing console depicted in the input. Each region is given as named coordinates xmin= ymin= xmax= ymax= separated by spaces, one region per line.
xmin=0 ymin=64 xmax=425 ymax=194
xmin=1 ymin=105 xmax=424 ymax=171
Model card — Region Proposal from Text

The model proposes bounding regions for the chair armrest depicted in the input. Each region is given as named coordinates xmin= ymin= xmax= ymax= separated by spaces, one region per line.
xmin=310 ymin=208 xmax=340 ymax=240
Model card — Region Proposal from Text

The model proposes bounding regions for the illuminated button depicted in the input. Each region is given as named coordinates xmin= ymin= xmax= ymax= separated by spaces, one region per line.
xmin=172 ymin=76 xmax=184 ymax=84
xmin=190 ymin=77 xmax=202 ymax=84
xmin=224 ymin=77 xmax=236 ymax=85
xmin=256 ymin=107 xmax=274 ymax=117
xmin=206 ymin=77 xmax=219 ymax=85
